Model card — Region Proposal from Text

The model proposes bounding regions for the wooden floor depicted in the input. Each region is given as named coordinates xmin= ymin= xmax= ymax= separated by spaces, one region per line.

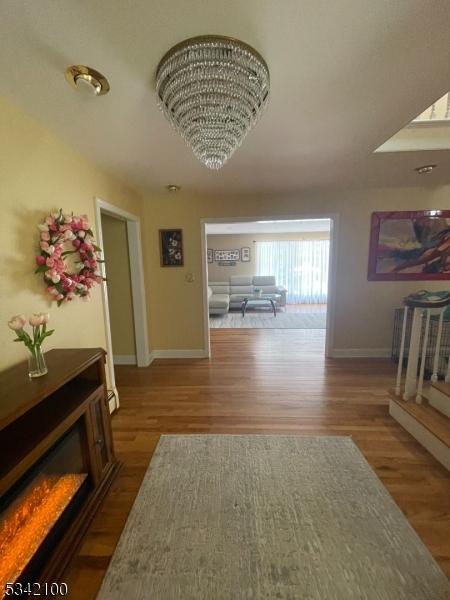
xmin=64 ymin=329 xmax=450 ymax=597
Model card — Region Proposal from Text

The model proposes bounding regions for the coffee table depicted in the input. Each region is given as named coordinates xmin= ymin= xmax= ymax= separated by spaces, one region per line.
xmin=241 ymin=294 xmax=281 ymax=317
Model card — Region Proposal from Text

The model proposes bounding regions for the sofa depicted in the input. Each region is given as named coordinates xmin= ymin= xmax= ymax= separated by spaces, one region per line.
xmin=208 ymin=276 xmax=287 ymax=315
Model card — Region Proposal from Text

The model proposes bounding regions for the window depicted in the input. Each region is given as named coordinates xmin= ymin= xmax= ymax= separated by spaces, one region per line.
xmin=256 ymin=240 xmax=329 ymax=304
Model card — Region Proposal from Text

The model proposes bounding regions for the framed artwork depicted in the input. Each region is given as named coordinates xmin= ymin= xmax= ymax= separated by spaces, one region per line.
xmin=214 ymin=249 xmax=240 ymax=261
xmin=207 ymin=248 xmax=213 ymax=263
xmin=241 ymin=247 xmax=251 ymax=262
xmin=368 ymin=210 xmax=450 ymax=280
xmin=159 ymin=229 xmax=183 ymax=267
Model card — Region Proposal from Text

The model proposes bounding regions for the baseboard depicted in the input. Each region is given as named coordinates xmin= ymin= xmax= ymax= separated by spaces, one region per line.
xmin=151 ymin=349 xmax=209 ymax=359
xmin=113 ymin=354 xmax=137 ymax=365
xmin=330 ymin=348 xmax=391 ymax=358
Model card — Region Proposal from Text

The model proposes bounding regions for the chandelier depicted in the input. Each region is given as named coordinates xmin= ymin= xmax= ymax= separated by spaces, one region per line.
xmin=156 ymin=35 xmax=270 ymax=170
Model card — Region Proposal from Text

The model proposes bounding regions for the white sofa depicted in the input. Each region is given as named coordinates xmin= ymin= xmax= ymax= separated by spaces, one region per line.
xmin=208 ymin=276 xmax=287 ymax=315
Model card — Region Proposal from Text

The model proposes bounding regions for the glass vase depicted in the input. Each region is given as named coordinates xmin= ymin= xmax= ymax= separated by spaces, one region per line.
xmin=28 ymin=345 xmax=48 ymax=378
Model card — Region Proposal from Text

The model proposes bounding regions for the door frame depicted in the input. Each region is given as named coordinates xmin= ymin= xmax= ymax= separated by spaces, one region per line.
xmin=95 ymin=198 xmax=150 ymax=411
xmin=200 ymin=213 xmax=339 ymax=358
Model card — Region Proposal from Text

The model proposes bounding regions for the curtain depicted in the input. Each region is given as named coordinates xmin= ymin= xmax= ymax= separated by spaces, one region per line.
xmin=256 ymin=240 xmax=329 ymax=304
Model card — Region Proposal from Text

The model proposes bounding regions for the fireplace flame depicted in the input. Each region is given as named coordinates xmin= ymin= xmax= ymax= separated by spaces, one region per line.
xmin=0 ymin=473 xmax=86 ymax=590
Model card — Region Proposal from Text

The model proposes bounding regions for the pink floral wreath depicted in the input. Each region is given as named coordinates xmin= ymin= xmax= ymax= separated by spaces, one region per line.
xmin=35 ymin=209 xmax=104 ymax=305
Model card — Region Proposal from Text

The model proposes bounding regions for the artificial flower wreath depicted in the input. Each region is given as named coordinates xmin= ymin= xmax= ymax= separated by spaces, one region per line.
xmin=35 ymin=209 xmax=104 ymax=305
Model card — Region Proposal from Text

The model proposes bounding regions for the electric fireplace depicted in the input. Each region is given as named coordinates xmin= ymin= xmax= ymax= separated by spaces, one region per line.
xmin=0 ymin=349 xmax=119 ymax=597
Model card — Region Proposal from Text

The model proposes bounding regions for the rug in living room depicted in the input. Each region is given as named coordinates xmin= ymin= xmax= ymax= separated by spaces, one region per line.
xmin=97 ymin=435 xmax=450 ymax=600
xmin=209 ymin=310 xmax=326 ymax=328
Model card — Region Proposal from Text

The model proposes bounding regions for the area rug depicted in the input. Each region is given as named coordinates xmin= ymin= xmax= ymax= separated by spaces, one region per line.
xmin=209 ymin=310 xmax=326 ymax=329
xmin=97 ymin=435 xmax=449 ymax=600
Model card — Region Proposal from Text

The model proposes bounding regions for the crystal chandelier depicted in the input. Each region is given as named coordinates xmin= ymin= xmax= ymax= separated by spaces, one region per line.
xmin=156 ymin=35 xmax=270 ymax=170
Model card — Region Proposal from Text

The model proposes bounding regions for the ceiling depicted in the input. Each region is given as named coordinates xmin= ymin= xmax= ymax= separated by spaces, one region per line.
xmin=1 ymin=1 xmax=450 ymax=196
xmin=207 ymin=219 xmax=330 ymax=235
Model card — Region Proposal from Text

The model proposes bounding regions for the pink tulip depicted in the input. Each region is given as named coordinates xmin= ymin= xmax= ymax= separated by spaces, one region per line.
xmin=29 ymin=313 xmax=44 ymax=327
xmin=8 ymin=315 xmax=27 ymax=330
xmin=40 ymin=231 xmax=50 ymax=241
xmin=40 ymin=241 xmax=49 ymax=251
xmin=35 ymin=255 xmax=46 ymax=266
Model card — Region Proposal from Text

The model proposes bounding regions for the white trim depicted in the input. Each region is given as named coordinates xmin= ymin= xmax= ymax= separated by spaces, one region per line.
xmin=389 ymin=400 xmax=450 ymax=471
xmin=331 ymin=348 xmax=391 ymax=358
xmin=152 ymin=349 xmax=209 ymax=359
xmin=201 ymin=213 xmax=338 ymax=359
xmin=95 ymin=198 xmax=151 ymax=410
xmin=426 ymin=385 xmax=450 ymax=418
xmin=113 ymin=354 xmax=137 ymax=365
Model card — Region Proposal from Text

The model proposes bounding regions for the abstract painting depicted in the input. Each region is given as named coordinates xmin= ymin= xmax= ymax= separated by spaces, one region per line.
xmin=159 ymin=229 xmax=183 ymax=267
xmin=368 ymin=210 xmax=450 ymax=280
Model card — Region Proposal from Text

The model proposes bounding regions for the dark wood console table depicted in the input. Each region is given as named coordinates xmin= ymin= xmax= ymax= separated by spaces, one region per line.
xmin=0 ymin=348 xmax=120 ymax=595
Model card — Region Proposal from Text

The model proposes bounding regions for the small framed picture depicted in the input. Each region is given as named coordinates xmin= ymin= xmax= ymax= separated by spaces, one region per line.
xmin=207 ymin=248 xmax=213 ymax=263
xmin=241 ymin=247 xmax=251 ymax=262
xmin=159 ymin=229 xmax=183 ymax=267
xmin=214 ymin=249 xmax=240 ymax=261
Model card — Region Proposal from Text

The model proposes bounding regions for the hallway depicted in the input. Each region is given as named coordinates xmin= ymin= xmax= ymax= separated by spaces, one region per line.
xmin=64 ymin=329 xmax=450 ymax=597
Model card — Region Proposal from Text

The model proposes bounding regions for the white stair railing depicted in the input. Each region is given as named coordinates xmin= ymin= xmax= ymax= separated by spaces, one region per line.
xmin=403 ymin=308 xmax=424 ymax=401
xmin=395 ymin=306 xmax=409 ymax=396
xmin=431 ymin=308 xmax=445 ymax=382
xmin=396 ymin=294 xmax=450 ymax=401
xmin=416 ymin=309 xmax=430 ymax=403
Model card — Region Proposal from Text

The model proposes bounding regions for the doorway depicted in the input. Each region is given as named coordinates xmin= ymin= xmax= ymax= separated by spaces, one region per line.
xmin=101 ymin=214 xmax=136 ymax=365
xmin=201 ymin=215 xmax=337 ymax=358
xmin=95 ymin=198 xmax=150 ymax=411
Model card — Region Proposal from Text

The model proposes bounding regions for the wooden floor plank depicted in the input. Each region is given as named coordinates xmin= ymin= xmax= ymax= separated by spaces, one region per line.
xmin=63 ymin=329 xmax=450 ymax=597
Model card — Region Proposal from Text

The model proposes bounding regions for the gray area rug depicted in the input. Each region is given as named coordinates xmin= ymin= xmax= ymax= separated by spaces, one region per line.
xmin=209 ymin=310 xmax=326 ymax=329
xmin=97 ymin=435 xmax=450 ymax=600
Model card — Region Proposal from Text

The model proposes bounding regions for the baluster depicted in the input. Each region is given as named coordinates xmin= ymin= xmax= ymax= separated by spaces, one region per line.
xmin=416 ymin=309 xmax=431 ymax=403
xmin=445 ymin=93 xmax=450 ymax=120
xmin=404 ymin=308 xmax=423 ymax=400
xmin=431 ymin=308 xmax=445 ymax=382
xmin=395 ymin=306 xmax=409 ymax=396
xmin=429 ymin=103 xmax=436 ymax=120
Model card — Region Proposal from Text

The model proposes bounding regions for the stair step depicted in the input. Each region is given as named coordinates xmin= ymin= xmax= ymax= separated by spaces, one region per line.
xmin=431 ymin=380 xmax=450 ymax=397
xmin=425 ymin=382 xmax=450 ymax=418
xmin=389 ymin=393 xmax=450 ymax=470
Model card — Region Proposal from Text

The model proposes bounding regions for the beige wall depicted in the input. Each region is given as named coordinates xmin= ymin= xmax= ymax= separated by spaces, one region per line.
xmin=207 ymin=232 xmax=330 ymax=281
xmin=101 ymin=215 xmax=135 ymax=357
xmin=143 ymin=187 xmax=450 ymax=353
xmin=2 ymin=93 xmax=449 ymax=365
xmin=0 ymin=95 xmax=143 ymax=372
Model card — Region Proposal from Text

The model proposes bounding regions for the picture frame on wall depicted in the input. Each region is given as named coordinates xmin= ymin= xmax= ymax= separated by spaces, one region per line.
xmin=367 ymin=210 xmax=450 ymax=280
xmin=214 ymin=249 xmax=240 ymax=261
xmin=207 ymin=248 xmax=213 ymax=263
xmin=241 ymin=247 xmax=251 ymax=262
xmin=159 ymin=228 xmax=184 ymax=267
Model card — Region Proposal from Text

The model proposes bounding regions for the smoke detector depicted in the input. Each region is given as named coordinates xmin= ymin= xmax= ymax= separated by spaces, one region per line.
xmin=65 ymin=65 xmax=110 ymax=96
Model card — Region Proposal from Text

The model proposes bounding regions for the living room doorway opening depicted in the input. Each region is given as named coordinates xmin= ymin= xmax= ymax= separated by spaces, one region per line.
xmin=201 ymin=216 xmax=337 ymax=357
